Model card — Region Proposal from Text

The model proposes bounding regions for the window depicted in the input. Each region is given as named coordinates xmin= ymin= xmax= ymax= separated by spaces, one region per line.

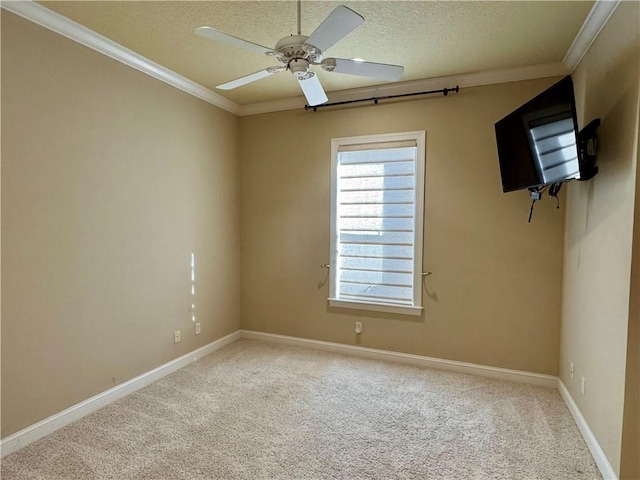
xmin=329 ymin=131 xmax=426 ymax=316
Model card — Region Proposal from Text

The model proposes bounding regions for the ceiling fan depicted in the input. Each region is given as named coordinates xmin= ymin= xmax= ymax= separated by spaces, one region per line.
xmin=195 ymin=2 xmax=404 ymax=106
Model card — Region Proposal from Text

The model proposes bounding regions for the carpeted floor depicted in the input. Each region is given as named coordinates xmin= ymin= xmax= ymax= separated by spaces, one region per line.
xmin=2 ymin=339 xmax=601 ymax=479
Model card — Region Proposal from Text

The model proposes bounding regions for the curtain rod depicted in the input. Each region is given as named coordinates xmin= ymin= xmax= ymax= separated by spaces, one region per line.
xmin=304 ymin=85 xmax=459 ymax=111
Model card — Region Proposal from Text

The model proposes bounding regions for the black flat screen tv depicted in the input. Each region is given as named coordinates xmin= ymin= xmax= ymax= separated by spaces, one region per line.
xmin=495 ymin=76 xmax=597 ymax=193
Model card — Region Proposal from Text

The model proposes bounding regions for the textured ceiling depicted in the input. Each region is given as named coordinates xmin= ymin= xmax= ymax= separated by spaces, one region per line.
xmin=39 ymin=1 xmax=594 ymax=106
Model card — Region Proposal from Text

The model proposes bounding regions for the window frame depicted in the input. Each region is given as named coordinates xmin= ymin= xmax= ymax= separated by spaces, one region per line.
xmin=329 ymin=131 xmax=426 ymax=316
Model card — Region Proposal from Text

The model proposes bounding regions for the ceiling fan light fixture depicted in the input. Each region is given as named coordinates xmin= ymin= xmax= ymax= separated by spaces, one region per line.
xmin=289 ymin=58 xmax=312 ymax=78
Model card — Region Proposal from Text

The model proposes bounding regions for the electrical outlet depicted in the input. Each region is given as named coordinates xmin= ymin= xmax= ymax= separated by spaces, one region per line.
xmin=195 ymin=323 xmax=201 ymax=335
xmin=580 ymin=376 xmax=586 ymax=395
xmin=355 ymin=321 xmax=362 ymax=334
xmin=570 ymin=362 xmax=574 ymax=379
xmin=174 ymin=330 xmax=181 ymax=344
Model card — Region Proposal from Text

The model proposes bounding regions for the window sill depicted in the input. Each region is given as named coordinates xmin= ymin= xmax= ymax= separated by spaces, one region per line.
xmin=328 ymin=298 xmax=423 ymax=316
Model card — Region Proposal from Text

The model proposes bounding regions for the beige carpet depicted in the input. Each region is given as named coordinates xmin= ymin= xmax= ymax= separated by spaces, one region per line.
xmin=2 ymin=339 xmax=601 ymax=479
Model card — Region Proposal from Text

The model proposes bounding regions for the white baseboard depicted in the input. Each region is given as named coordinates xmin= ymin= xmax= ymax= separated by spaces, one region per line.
xmin=239 ymin=330 xmax=558 ymax=388
xmin=0 ymin=330 xmax=241 ymax=458
xmin=2 ymin=326 xmax=614 ymax=480
xmin=557 ymin=380 xmax=618 ymax=480
xmin=242 ymin=330 xmax=617 ymax=479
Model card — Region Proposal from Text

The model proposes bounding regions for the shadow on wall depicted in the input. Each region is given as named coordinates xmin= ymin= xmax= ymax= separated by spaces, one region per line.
xmin=423 ymin=276 xmax=439 ymax=302
xmin=568 ymin=34 xmax=640 ymax=248
xmin=317 ymin=268 xmax=329 ymax=289
xmin=568 ymin=86 xmax=640 ymax=251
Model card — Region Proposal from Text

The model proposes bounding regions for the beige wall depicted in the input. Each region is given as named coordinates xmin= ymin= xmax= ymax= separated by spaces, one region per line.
xmin=621 ymin=132 xmax=639 ymax=478
xmin=620 ymin=53 xmax=640 ymax=479
xmin=560 ymin=1 xmax=640 ymax=476
xmin=239 ymin=78 xmax=565 ymax=375
xmin=5 ymin=2 xmax=639 ymax=469
xmin=1 ymin=13 xmax=241 ymax=437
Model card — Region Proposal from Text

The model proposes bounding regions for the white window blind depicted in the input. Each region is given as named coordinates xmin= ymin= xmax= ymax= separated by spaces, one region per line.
xmin=329 ymin=132 xmax=426 ymax=316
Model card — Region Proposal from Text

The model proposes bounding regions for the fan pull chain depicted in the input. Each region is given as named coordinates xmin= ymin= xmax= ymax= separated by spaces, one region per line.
xmin=297 ymin=0 xmax=302 ymax=35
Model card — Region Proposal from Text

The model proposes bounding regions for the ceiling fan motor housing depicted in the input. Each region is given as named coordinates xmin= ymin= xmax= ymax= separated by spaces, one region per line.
xmin=270 ymin=35 xmax=323 ymax=65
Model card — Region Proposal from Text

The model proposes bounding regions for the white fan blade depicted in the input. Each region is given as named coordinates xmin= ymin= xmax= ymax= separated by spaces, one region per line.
xmin=323 ymin=58 xmax=404 ymax=81
xmin=305 ymin=5 xmax=364 ymax=53
xmin=195 ymin=26 xmax=273 ymax=55
xmin=217 ymin=68 xmax=283 ymax=90
xmin=298 ymin=74 xmax=328 ymax=106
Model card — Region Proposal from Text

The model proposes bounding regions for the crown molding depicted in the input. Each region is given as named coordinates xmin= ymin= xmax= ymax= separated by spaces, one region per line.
xmin=2 ymin=0 xmax=616 ymax=117
xmin=238 ymin=62 xmax=569 ymax=116
xmin=563 ymin=0 xmax=621 ymax=71
xmin=1 ymin=0 xmax=240 ymax=116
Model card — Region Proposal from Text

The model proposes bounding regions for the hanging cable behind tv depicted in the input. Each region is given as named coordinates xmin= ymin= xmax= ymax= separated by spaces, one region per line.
xmin=527 ymin=182 xmax=563 ymax=223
